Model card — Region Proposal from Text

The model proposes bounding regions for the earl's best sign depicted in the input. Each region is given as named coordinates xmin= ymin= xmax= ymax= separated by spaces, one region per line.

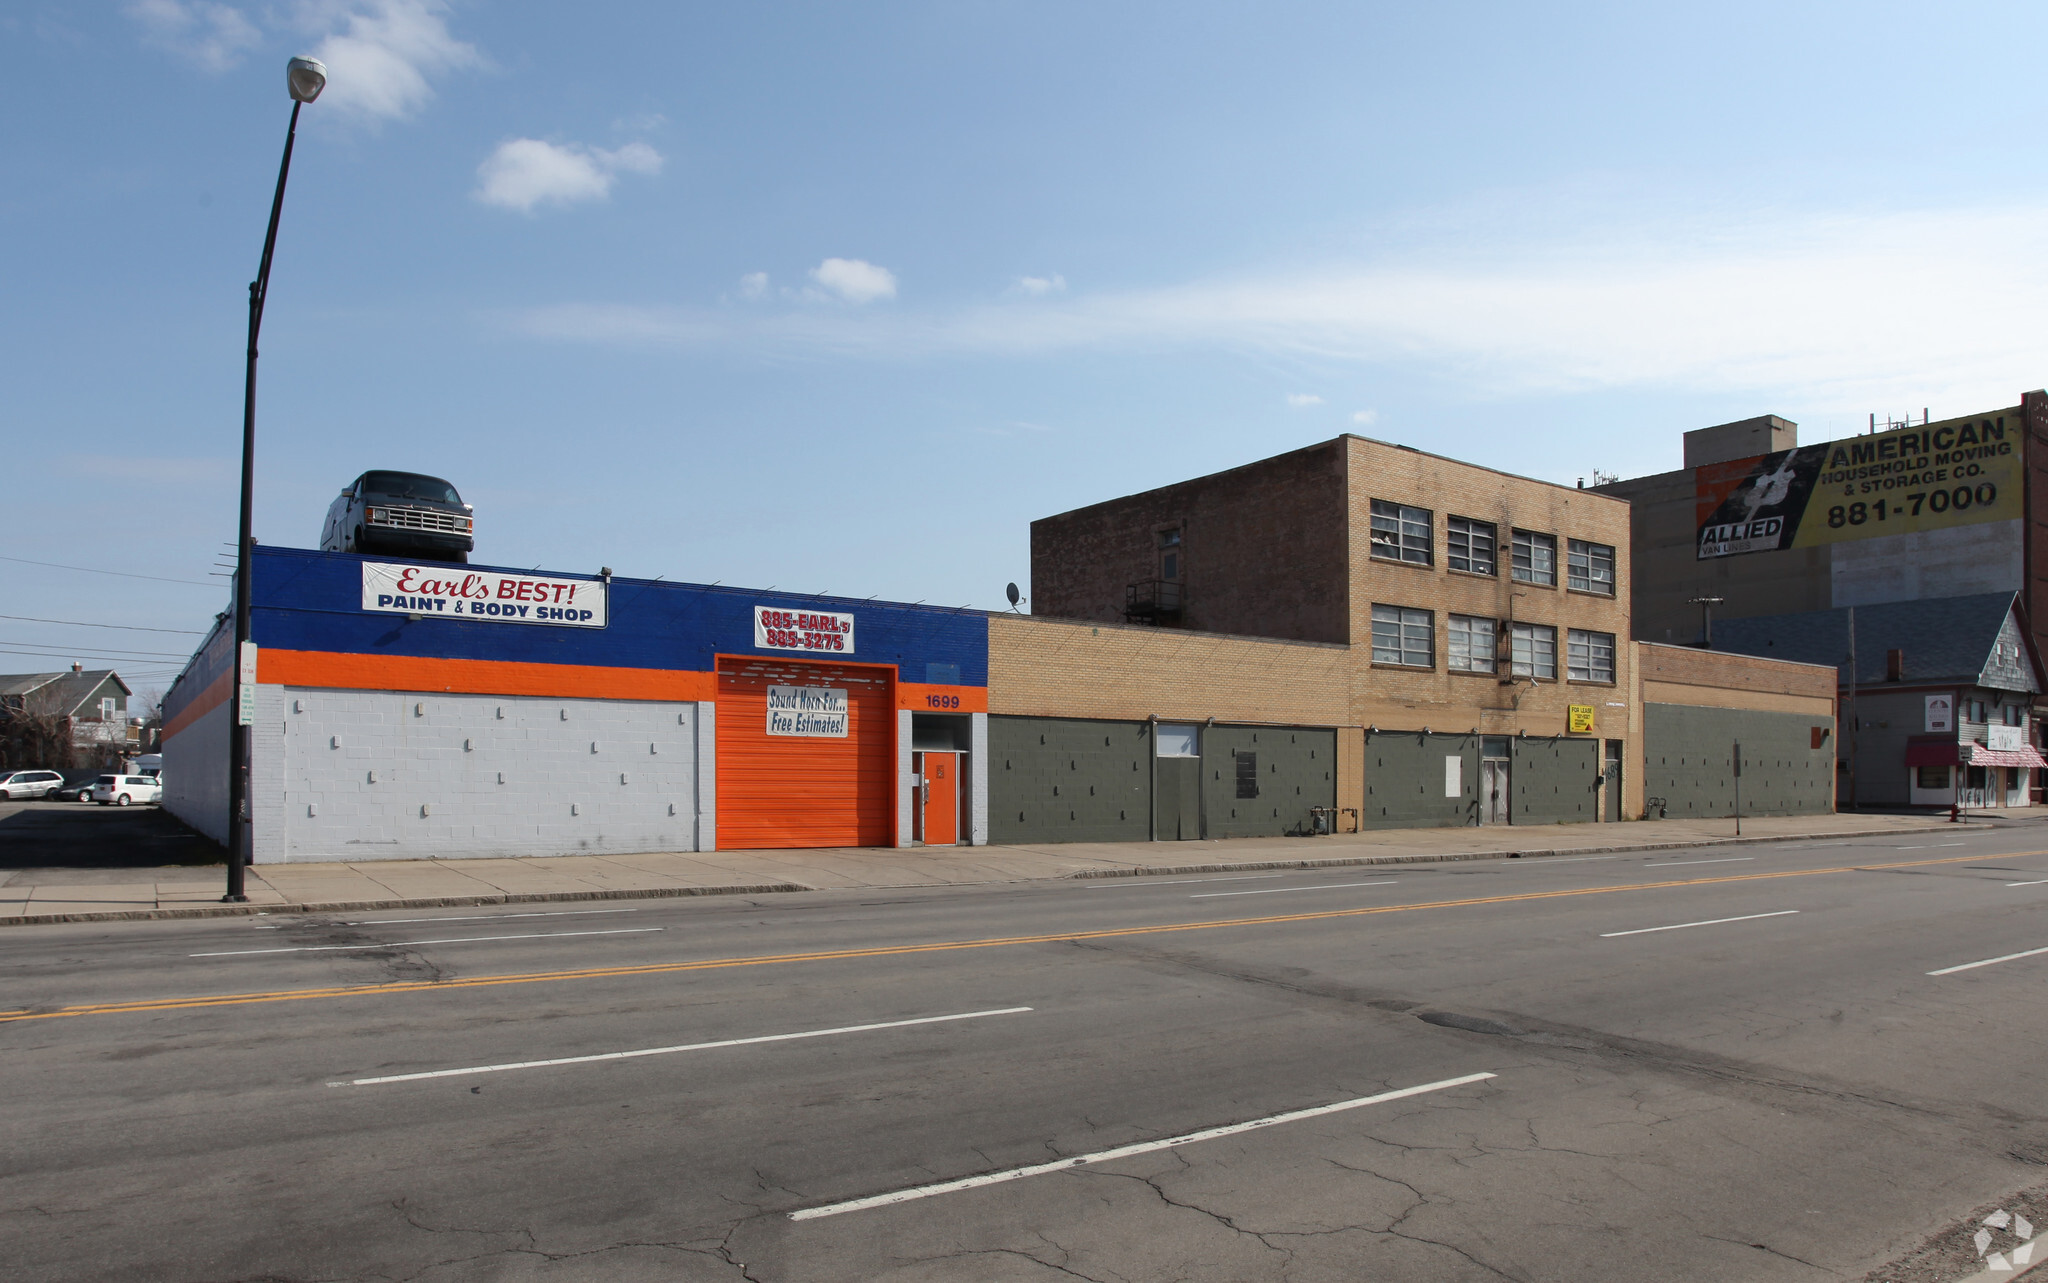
xmin=755 ymin=605 xmax=855 ymax=654
xmin=361 ymin=563 xmax=607 ymax=628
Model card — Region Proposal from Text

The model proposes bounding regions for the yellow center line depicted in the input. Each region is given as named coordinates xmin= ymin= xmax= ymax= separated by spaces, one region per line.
xmin=2 ymin=849 xmax=2016 ymax=1025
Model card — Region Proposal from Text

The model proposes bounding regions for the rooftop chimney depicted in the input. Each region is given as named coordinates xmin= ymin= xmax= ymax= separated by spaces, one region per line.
xmin=71 ymin=662 xmax=82 ymax=673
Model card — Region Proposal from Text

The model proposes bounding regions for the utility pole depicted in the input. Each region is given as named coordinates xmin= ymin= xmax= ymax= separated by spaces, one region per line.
xmin=1845 ymin=607 xmax=1859 ymax=811
xmin=1732 ymin=740 xmax=1742 ymax=835
xmin=1688 ymin=595 xmax=1725 ymax=648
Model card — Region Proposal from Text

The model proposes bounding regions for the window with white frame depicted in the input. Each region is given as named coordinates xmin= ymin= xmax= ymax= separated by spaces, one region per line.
xmin=1510 ymin=622 xmax=1556 ymax=679
xmin=1511 ymin=530 xmax=1556 ymax=586
xmin=1447 ymin=517 xmax=1496 ymax=576
xmin=1370 ymin=500 xmax=1433 ymax=566
xmin=1371 ymin=604 xmax=1434 ymax=667
xmin=1447 ymin=614 xmax=1497 ymax=673
xmin=1567 ymin=539 xmax=1615 ymax=594
xmin=1567 ymin=628 xmax=1616 ymax=682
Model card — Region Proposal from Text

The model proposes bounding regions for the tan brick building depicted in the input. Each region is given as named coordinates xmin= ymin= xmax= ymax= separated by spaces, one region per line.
xmin=992 ymin=434 xmax=1836 ymax=838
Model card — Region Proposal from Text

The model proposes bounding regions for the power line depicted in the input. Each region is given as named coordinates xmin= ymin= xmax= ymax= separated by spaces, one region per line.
xmin=0 ymin=554 xmax=217 ymax=587
xmin=0 ymin=613 xmax=206 ymax=634
xmin=0 ymin=640 xmax=196 ymax=659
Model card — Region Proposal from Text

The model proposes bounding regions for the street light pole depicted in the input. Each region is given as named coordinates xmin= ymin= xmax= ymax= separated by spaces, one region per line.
xmin=225 ymin=57 xmax=325 ymax=903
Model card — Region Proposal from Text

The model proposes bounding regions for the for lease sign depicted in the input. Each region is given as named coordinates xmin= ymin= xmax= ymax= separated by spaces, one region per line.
xmin=755 ymin=605 xmax=854 ymax=653
xmin=361 ymin=562 xmax=607 ymax=628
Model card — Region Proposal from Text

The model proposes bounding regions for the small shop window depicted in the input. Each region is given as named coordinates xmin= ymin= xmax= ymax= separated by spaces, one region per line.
xmin=1370 ymin=500 xmax=1433 ymax=566
xmin=1510 ymin=622 xmax=1557 ymax=680
xmin=1447 ymin=517 xmax=1496 ymax=575
xmin=1567 ymin=539 xmax=1616 ymax=594
xmin=1372 ymin=604 xmax=1434 ymax=667
xmin=1236 ymin=752 xmax=1259 ymax=799
xmin=1917 ymin=765 xmax=1950 ymax=790
xmin=1511 ymin=530 xmax=1557 ymax=586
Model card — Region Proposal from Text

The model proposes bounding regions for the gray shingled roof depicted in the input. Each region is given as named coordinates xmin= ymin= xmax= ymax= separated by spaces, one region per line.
xmin=0 ymin=670 xmax=128 ymax=715
xmin=1709 ymin=592 xmax=2027 ymax=687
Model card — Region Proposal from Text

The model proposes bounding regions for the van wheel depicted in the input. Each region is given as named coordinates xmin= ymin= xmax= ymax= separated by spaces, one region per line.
xmin=116 ymin=794 xmax=131 ymax=807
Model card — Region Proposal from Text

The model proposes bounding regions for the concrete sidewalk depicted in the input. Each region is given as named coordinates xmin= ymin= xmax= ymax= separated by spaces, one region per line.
xmin=1 ymin=810 xmax=2014 ymax=926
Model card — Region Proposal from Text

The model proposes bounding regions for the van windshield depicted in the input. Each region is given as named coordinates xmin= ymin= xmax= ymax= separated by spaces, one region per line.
xmin=361 ymin=472 xmax=462 ymax=504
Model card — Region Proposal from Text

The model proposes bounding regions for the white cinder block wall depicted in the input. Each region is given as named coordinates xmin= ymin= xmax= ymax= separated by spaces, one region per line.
xmin=163 ymin=698 xmax=231 ymax=845
xmin=253 ymin=686 xmax=706 ymax=862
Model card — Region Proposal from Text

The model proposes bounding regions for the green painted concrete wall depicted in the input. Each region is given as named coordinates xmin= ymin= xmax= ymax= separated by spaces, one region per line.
xmin=1511 ymin=737 xmax=1601 ymax=824
xmin=1361 ymin=732 xmax=1482 ymax=829
xmin=1202 ymin=726 xmax=1337 ymax=838
xmin=989 ymin=716 xmax=1151 ymax=844
xmin=1643 ymin=704 xmax=1835 ymax=818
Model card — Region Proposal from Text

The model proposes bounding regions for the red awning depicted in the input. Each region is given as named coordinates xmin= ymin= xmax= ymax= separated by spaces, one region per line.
xmin=1904 ymin=738 xmax=1961 ymax=767
xmin=1967 ymin=746 xmax=2048 ymax=769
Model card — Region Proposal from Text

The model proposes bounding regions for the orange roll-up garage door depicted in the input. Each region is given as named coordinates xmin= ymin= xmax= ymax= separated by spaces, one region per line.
xmin=716 ymin=657 xmax=895 ymax=849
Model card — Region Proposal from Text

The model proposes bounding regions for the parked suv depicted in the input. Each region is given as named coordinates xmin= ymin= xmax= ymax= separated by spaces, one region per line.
xmin=90 ymin=774 xmax=162 ymax=807
xmin=320 ymin=470 xmax=474 ymax=563
xmin=0 ymin=769 xmax=65 ymax=799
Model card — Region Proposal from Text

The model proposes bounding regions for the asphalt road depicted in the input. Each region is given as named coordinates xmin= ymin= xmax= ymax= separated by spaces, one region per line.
xmin=5 ymin=827 xmax=2048 ymax=1282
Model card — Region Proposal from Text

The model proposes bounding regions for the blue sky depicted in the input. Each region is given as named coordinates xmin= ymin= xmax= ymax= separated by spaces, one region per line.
xmin=6 ymin=1 xmax=2048 ymax=696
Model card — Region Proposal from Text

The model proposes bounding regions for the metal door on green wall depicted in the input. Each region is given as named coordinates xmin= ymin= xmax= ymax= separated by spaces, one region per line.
xmin=1603 ymin=739 xmax=1623 ymax=822
xmin=1155 ymin=722 xmax=1201 ymax=839
xmin=1481 ymin=737 xmax=1511 ymax=824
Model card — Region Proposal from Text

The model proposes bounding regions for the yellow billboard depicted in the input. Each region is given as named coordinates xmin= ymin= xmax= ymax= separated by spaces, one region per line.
xmin=1695 ymin=410 xmax=2022 ymax=559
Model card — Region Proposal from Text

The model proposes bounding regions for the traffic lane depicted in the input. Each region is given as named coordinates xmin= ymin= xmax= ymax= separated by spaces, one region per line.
xmin=9 ymin=853 xmax=2042 ymax=1168
xmin=5 ymin=837 xmax=2040 ymax=1073
xmin=0 ymin=935 xmax=1513 ymax=1281
xmin=5 ymin=831 xmax=2026 ymax=1012
xmin=6 ymin=947 xmax=2029 ymax=1283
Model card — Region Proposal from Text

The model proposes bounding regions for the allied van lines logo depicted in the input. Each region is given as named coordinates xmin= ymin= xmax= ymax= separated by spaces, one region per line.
xmin=1973 ymin=1209 xmax=2036 ymax=1273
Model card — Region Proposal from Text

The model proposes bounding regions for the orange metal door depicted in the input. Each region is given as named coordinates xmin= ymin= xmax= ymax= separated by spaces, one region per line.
xmin=922 ymin=751 xmax=958 ymax=845
xmin=716 ymin=658 xmax=894 ymax=849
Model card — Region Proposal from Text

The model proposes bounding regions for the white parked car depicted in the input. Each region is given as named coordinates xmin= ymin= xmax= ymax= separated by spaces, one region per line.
xmin=90 ymin=774 xmax=162 ymax=807
xmin=0 ymin=769 xmax=65 ymax=799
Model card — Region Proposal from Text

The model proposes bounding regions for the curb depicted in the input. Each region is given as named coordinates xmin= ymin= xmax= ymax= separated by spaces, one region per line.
xmin=0 ymin=882 xmax=809 ymax=928
xmin=1060 ymin=824 xmax=1956 ymax=880
xmin=0 ymin=821 xmax=1972 ymax=927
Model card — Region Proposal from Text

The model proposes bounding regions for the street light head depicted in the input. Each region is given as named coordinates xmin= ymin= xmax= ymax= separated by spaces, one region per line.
xmin=287 ymin=56 xmax=327 ymax=103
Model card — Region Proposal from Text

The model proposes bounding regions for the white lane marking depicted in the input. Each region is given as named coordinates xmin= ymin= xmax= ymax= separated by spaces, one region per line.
xmin=1937 ymin=843 xmax=1968 ymax=847
xmin=1895 ymin=846 xmax=1926 ymax=850
xmin=334 ymin=1007 xmax=1034 ymax=1086
xmin=1088 ymin=875 xmax=1286 ymax=889
xmin=191 ymin=928 xmax=663 ymax=957
xmin=1600 ymin=910 xmax=1799 ymax=938
xmin=1190 ymin=880 xmax=1398 ymax=899
xmin=788 ymin=1072 xmax=1498 ymax=1221
xmin=2007 ymin=879 xmax=2048 ymax=888
xmin=1642 ymin=857 xmax=1755 ymax=868
xmin=342 ymin=908 xmax=639 ymax=926
xmin=1928 ymin=945 xmax=2048 ymax=977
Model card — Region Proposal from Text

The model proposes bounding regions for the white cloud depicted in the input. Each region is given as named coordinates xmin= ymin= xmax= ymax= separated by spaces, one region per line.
xmin=1351 ymin=409 xmax=1379 ymax=426
xmin=1014 ymin=274 xmax=1067 ymax=297
xmin=475 ymin=138 xmax=663 ymax=213
xmin=507 ymin=203 xmax=2048 ymax=417
xmin=738 ymin=272 xmax=769 ymax=300
xmin=301 ymin=0 xmax=479 ymax=122
xmin=127 ymin=0 xmax=261 ymax=72
xmin=1285 ymin=393 xmax=1324 ymax=407
xmin=810 ymin=258 xmax=897 ymax=304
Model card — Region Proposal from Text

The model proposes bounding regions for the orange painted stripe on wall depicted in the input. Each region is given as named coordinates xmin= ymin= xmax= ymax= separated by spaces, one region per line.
xmin=161 ymin=670 xmax=231 ymax=743
xmin=257 ymin=649 xmax=717 ymax=702
xmin=895 ymin=682 xmax=989 ymax=713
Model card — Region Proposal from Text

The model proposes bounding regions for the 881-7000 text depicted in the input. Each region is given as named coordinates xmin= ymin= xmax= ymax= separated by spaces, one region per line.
xmin=1829 ymin=482 xmax=1997 ymax=528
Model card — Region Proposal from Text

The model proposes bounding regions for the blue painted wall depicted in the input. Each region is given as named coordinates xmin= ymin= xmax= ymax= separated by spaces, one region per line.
xmin=245 ymin=546 xmax=989 ymax=684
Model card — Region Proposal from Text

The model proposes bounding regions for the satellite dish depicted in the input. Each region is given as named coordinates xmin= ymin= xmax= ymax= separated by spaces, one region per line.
xmin=1005 ymin=582 xmax=1021 ymax=608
